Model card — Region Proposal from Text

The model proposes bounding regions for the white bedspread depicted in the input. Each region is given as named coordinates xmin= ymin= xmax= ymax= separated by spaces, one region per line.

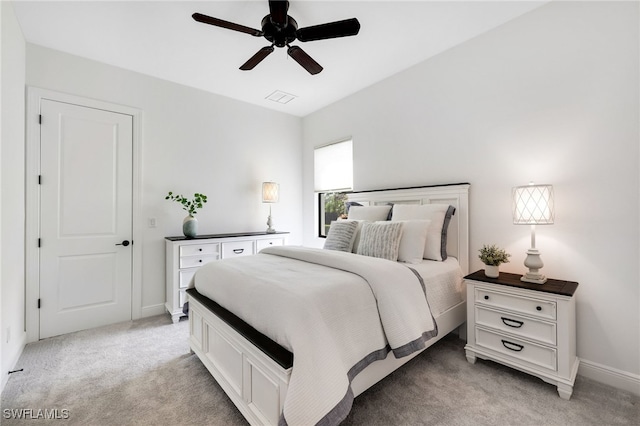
xmin=192 ymin=246 xmax=437 ymax=426
xmin=410 ymin=257 xmax=464 ymax=316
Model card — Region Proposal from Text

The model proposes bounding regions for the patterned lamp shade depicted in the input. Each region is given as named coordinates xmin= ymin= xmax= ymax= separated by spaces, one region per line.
xmin=513 ymin=184 xmax=554 ymax=225
xmin=262 ymin=182 xmax=279 ymax=203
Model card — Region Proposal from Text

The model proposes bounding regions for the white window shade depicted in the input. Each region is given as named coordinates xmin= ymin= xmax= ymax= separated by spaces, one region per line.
xmin=314 ymin=140 xmax=353 ymax=192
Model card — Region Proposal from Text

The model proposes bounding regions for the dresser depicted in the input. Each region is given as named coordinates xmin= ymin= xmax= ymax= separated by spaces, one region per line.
xmin=464 ymin=270 xmax=579 ymax=399
xmin=165 ymin=232 xmax=289 ymax=323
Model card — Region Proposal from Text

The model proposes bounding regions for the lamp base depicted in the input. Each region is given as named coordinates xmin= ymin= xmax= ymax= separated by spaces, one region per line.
xmin=522 ymin=248 xmax=547 ymax=284
xmin=521 ymin=273 xmax=547 ymax=284
xmin=266 ymin=214 xmax=275 ymax=234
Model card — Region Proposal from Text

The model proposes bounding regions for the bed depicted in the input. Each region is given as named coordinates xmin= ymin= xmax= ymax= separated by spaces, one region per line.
xmin=186 ymin=183 xmax=470 ymax=426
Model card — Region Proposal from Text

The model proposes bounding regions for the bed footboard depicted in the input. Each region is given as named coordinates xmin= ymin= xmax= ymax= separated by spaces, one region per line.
xmin=188 ymin=290 xmax=292 ymax=425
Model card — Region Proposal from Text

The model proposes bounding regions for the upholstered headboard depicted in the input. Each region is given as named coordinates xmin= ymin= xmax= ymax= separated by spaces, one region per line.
xmin=346 ymin=183 xmax=470 ymax=275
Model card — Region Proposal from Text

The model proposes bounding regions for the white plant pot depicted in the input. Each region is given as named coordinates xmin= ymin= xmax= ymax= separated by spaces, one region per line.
xmin=484 ymin=265 xmax=499 ymax=278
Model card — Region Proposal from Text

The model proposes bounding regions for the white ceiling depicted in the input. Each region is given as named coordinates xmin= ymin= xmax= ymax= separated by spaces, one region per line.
xmin=11 ymin=1 xmax=547 ymax=117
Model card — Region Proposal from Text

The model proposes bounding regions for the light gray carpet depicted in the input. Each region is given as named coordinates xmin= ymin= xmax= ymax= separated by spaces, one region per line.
xmin=1 ymin=315 xmax=638 ymax=425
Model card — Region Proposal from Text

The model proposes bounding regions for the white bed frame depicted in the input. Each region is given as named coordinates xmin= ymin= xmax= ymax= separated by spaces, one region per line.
xmin=188 ymin=183 xmax=470 ymax=425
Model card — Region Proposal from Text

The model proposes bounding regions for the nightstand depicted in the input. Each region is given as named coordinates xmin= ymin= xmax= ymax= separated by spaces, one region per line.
xmin=165 ymin=232 xmax=289 ymax=323
xmin=464 ymin=270 xmax=579 ymax=399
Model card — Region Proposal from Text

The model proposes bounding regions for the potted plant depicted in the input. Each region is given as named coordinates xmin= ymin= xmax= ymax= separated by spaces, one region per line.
xmin=478 ymin=244 xmax=511 ymax=278
xmin=166 ymin=192 xmax=208 ymax=238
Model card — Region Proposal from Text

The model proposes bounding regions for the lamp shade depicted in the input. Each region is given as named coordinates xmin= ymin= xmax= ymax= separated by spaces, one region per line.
xmin=262 ymin=182 xmax=279 ymax=203
xmin=513 ymin=184 xmax=554 ymax=225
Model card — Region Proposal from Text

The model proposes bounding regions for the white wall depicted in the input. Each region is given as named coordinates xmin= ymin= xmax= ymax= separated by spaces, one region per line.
xmin=1 ymin=0 xmax=27 ymax=391
xmin=303 ymin=1 xmax=639 ymax=390
xmin=26 ymin=45 xmax=303 ymax=317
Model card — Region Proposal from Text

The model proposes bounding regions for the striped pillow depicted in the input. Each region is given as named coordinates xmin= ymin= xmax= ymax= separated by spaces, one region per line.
xmin=356 ymin=221 xmax=404 ymax=261
xmin=324 ymin=220 xmax=359 ymax=252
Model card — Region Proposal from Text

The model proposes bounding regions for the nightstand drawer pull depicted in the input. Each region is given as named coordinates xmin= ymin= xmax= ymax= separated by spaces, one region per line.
xmin=501 ymin=340 xmax=524 ymax=352
xmin=484 ymin=295 xmax=489 ymax=300
xmin=536 ymin=306 xmax=542 ymax=311
xmin=233 ymin=248 xmax=244 ymax=254
xmin=501 ymin=317 xmax=524 ymax=328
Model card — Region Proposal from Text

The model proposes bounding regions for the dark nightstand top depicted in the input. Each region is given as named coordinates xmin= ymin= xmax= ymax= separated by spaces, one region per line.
xmin=464 ymin=270 xmax=578 ymax=297
xmin=165 ymin=231 xmax=289 ymax=242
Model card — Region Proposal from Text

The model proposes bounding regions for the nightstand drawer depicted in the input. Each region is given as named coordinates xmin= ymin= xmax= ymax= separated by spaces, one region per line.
xmin=476 ymin=327 xmax=557 ymax=371
xmin=475 ymin=306 xmax=557 ymax=345
xmin=180 ymin=255 xmax=217 ymax=269
xmin=180 ymin=243 xmax=219 ymax=257
xmin=222 ymin=240 xmax=254 ymax=258
xmin=256 ymin=238 xmax=284 ymax=252
xmin=476 ymin=288 xmax=556 ymax=320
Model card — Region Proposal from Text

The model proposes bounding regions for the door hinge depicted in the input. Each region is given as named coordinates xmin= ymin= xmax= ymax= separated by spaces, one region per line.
xmin=39 ymin=114 xmax=42 ymax=124
xmin=37 ymin=299 xmax=41 ymax=309
xmin=38 ymin=238 xmax=41 ymax=248
xmin=38 ymin=175 xmax=42 ymax=185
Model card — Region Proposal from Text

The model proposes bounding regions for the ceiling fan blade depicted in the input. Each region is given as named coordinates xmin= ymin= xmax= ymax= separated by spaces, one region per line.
xmin=296 ymin=18 xmax=361 ymax=42
xmin=287 ymin=46 xmax=323 ymax=75
xmin=192 ymin=12 xmax=263 ymax=37
xmin=268 ymin=0 xmax=289 ymax=27
xmin=240 ymin=46 xmax=275 ymax=70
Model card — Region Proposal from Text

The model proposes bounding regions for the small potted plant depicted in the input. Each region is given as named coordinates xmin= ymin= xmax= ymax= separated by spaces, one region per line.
xmin=478 ymin=244 xmax=511 ymax=278
xmin=166 ymin=192 xmax=208 ymax=238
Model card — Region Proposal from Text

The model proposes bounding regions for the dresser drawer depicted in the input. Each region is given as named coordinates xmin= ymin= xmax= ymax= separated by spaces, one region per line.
xmin=256 ymin=238 xmax=285 ymax=252
xmin=222 ymin=240 xmax=254 ymax=258
xmin=180 ymin=243 xmax=219 ymax=257
xmin=179 ymin=269 xmax=196 ymax=289
xmin=180 ymin=255 xmax=217 ymax=269
xmin=476 ymin=326 xmax=557 ymax=371
xmin=475 ymin=306 xmax=556 ymax=345
xmin=476 ymin=288 xmax=556 ymax=320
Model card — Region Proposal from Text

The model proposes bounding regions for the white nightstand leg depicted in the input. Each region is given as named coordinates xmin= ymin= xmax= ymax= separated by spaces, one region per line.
xmin=465 ymin=350 xmax=477 ymax=364
xmin=171 ymin=313 xmax=181 ymax=324
xmin=557 ymin=383 xmax=573 ymax=400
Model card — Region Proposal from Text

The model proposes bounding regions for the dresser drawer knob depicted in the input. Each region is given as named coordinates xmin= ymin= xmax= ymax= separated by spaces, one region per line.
xmin=199 ymin=248 xmax=202 ymax=251
xmin=501 ymin=317 xmax=524 ymax=328
xmin=484 ymin=295 xmax=489 ymax=300
xmin=536 ymin=306 xmax=542 ymax=311
xmin=501 ymin=340 xmax=524 ymax=352
xmin=199 ymin=259 xmax=203 ymax=263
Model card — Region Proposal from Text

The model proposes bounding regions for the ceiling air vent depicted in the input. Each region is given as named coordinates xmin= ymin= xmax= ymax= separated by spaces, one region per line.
xmin=266 ymin=90 xmax=297 ymax=104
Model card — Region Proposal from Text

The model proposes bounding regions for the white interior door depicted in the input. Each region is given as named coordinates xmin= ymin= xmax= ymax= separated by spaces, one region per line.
xmin=39 ymin=99 xmax=133 ymax=339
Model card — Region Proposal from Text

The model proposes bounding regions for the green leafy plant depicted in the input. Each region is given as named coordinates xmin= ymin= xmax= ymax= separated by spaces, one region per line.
xmin=165 ymin=192 xmax=208 ymax=216
xmin=478 ymin=244 xmax=511 ymax=266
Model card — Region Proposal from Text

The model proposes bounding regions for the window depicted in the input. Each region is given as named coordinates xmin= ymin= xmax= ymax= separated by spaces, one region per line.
xmin=314 ymin=139 xmax=353 ymax=237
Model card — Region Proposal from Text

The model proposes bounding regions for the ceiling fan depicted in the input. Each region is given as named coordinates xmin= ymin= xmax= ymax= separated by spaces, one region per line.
xmin=192 ymin=0 xmax=361 ymax=75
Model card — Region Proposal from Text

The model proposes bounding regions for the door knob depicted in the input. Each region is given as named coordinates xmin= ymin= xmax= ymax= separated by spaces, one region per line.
xmin=116 ymin=240 xmax=130 ymax=247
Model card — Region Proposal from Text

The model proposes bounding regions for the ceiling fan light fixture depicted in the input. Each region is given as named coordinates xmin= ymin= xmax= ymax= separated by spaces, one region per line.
xmin=192 ymin=0 xmax=360 ymax=75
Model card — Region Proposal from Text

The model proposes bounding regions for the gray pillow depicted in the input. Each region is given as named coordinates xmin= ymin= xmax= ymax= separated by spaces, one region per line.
xmin=324 ymin=220 xmax=359 ymax=252
xmin=356 ymin=221 xmax=404 ymax=261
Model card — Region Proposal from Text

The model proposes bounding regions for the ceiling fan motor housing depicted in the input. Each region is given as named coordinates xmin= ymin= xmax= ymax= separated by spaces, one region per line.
xmin=262 ymin=15 xmax=298 ymax=47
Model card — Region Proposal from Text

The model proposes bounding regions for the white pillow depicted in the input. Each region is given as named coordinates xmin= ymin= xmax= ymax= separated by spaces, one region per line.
xmin=348 ymin=205 xmax=392 ymax=221
xmin=323 ymin=220 xmax=359 ymax=252
xmin=391 ymin=204 xmax=455 ymax=261
xmin=396 ymin=220 xmax=431 ymax=264
xmin=356 ymin=221 xmax=404 ymax=261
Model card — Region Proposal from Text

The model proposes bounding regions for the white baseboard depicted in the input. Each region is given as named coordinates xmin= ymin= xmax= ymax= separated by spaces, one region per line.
xmin=579 ymin=358 xmax=640 ymax=396
xmin=1 ymin=333 xmax=27 ymax=393
xmin=140 ymin=304 xmax=167 ymax=318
